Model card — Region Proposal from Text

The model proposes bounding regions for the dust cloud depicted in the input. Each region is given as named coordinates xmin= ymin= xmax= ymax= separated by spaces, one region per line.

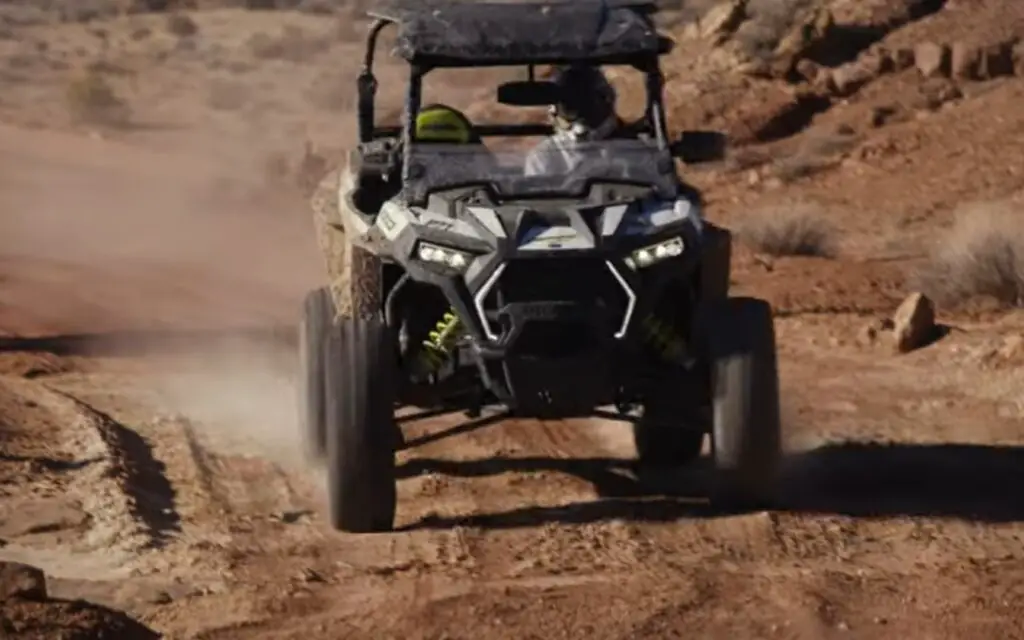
xmin=152 ymin=336 xmax=307 ymax=465
xmin=0 ymin=121 xmax=325 ymax=461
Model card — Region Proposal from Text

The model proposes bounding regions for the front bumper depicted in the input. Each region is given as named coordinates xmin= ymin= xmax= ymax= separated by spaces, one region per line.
xmin=378 ymin=198 xmax=714 ymax=414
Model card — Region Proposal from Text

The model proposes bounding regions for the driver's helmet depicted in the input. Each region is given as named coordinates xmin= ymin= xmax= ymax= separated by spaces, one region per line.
xmin=548 ymin=65 xmax=618 ymax=141
xmin=414 ymin=103 xmax=477 ymax=144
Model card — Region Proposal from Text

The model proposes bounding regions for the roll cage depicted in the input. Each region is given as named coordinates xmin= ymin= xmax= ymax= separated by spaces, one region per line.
xmin=352 ymin=0 xmax=677 ymax=181
xmin=346 ymin=0 xmax=727 ymax=215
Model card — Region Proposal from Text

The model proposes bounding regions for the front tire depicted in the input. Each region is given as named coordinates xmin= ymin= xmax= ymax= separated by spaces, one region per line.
xmin=323 ymin=314 xmax=397 ymax=533
xmin=701 ymin=297 xmax=782 ymax=509
xmin=298 ymin=287 xmax=331 ymax=462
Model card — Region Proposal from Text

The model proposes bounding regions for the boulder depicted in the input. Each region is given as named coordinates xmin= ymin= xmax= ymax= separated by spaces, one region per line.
xmin=979 ymin=41 xmax=1016 ymax=79
xmin=829 ymin=51 xmax=890 ymax=96
xmin=772 ymin=6 xmax=835 ymax=77
xmin=700 ymin=0 xmax=746 ymax=41
xmin=0 ymin=562 xmax=47 ymax=601
xmin=891 ymin=47 xmax=916 ymax=71
xmin=949 ymin=42 xmax=981 ymax=79
xmin=723 ymin=3 xmax=837 ymax=78
xmin=915 ymin=42 xmax=950 ymax=78
xmin=794 ymin=58 xmax=825 ymax=84
xmin=829 ymin=62 xmax=875 ymax=96
xmin=891 ymin=292 xmax=936 ymax=353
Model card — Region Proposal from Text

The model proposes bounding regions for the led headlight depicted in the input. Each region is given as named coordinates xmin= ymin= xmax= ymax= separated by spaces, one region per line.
xmin=416 ymin=241 xmax=472 ymax=271
xmin=624 ymin=236 xmax=684 ymax=270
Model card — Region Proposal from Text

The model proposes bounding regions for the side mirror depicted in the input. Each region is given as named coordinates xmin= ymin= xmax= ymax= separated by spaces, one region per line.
xmin=670 ymin=130 xmax=727 ymax=164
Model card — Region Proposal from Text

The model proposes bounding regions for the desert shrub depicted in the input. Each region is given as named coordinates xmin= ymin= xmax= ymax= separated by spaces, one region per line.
xmin=800 ymin=129 xmax=861 ymax=157
xmin=246 ymin=25 xmax=329 ymax=62
xmin=165 ymin=12 xmax=198 ymax=37
xmin=769 ymin=129 xmax=860 ymax=183
xmin=913 ymin=202 xmax=1024 ymax=308
xmin=737 ymin=206 xmax=838 ymax=257
xmin=65 ymin=67 xmax=130 ymax=126
xmin=771 ymin=154 xmax=834 ymax=183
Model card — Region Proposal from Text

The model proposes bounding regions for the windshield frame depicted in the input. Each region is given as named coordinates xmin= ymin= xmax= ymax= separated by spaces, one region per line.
xmin=396 ymin=58 xmax=673 ymax=194
xmin=400 ymin=139 xmax=679 ymax=205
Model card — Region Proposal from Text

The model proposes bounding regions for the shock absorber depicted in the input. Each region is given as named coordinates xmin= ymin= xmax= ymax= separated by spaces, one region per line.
xmin=641 ymin=314 xmax=689 ymax=365
xmin=418 ymin=309 xmax=462 ymax=374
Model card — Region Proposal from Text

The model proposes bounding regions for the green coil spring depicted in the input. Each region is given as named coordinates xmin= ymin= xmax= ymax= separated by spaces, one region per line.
xmin=416 ymin=309 xmax=683 ymax=374
xmin=418 ymin=309 xmax=462 ymax=374
xmin=641 ymin=315 xmax=688 ymax=363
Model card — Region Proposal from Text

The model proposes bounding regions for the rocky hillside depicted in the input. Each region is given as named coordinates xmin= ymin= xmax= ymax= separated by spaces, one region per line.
xmin=1 ymin=562 xmax=157 ymax=639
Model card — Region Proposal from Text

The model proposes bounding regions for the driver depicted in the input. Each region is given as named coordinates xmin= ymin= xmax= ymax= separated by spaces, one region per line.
xmin=524 ymin=65 xmax=624 ymax=176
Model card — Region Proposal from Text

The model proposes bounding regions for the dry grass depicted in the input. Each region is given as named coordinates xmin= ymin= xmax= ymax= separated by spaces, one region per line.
xmin=246 ymin=25 xmax=329 ymax=62
xmin=913 ymin=202 xmax=1024 ymax=308
xmin=165 ymin=12 xmax=198 ymax=37
xmin=771 ymin=154 xmax=835 ymax=183
xmin=65 ymin=67 xmax=130 ymax=127
xmin=736 ymin=206 xmax=838 ymax=257
xmin=769 ymin=129 xmax=860 ymax=183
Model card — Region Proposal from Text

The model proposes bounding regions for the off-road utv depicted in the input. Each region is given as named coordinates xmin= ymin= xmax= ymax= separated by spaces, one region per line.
xmin=299 ymin=0 xmax=782 ymax=533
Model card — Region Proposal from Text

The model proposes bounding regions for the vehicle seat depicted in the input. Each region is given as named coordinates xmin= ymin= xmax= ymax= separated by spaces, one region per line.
xmin=350 ymin=105 xmax=484 ymax=216
xmin=415 ymin=103 xmax=481 ymax=145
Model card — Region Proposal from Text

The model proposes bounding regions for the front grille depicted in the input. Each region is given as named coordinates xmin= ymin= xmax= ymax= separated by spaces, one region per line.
xmin=513 ymin=320 xmax=601 ymax=357
xmin=478 ymin=257 xmax=633 ymax=341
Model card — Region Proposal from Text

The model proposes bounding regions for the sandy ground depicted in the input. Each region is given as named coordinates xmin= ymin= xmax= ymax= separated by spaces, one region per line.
xmin=2 ymin=1 xmax=1024 ymax=638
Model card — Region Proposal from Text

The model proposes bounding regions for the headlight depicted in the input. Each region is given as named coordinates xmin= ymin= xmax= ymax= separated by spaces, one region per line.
xmin=416 ymin=241 xmax=472 ymax=271
xmin=624 ymin=236 xmax=684 ymax=270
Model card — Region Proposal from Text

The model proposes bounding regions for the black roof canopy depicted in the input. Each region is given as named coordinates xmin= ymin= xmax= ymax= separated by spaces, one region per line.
xmin=368 ymin=0 xmax=674 ymax=67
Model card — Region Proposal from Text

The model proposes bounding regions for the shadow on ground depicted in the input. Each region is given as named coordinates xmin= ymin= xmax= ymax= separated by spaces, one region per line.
xmin=0 ymin=453 xmax=102 ymax=472
xmin=398 ymin=441 xmax=1024 ymax=530
xmin=52 ymin=391 xmax=183 ymax=548
xmin=0 ymin=327 xmax=295 ymax=357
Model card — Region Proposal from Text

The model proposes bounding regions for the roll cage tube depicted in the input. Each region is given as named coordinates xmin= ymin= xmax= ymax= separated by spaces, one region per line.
xmin=357 ymin=18 xmax=391 ymax=143
xmin=639 ymin=56 xmax=670 ymax=151
xmin=400 ymin=64 xmax=425 ymax=183
xmin=356 ymin=17 xmax=675 ymax=181
xmin=394 ymin=54 xmax=671 ymax=145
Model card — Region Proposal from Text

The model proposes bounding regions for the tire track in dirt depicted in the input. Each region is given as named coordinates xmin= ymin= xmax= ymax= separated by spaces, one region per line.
xmin=457 ymin=414 xmax=791 ymax=584
xmin=395 ymin=412 xmax=675 ymax=588
xmin=49 ymin=389 xmax=181 ymax=550
xmin=175 ymin=414 xmax=225 ymax=517
xmin=10 ymin=318 xmax=1024 ymax=639
xmin=0 ymin=376 xmax=170 ymax=581
xmin=496 ymin=417 xmax=668 ymax=579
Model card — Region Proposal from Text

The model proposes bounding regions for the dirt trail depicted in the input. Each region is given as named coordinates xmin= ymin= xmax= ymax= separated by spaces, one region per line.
xmin=6 ymin=321 xmax=1024 ymax=639
xmin=2 ymin=1 xmax=1024 ymax=637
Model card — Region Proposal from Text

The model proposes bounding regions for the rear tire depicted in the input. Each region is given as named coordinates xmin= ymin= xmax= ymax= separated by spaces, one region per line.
xmin=298 ymin=287 xmax=331 ymax=462
xmin=701 ymin=297 xmax=782 ymax=509
xmin=323 ymin=314 xmax=398 ymax=533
